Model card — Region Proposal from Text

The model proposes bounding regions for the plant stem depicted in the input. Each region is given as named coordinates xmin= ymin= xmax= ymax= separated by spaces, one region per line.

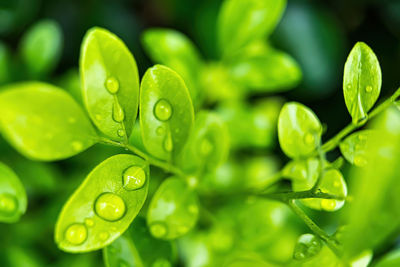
xmin=98 ymin=137 xmax=186 ymax=178
xmin=262 ymin=189 xmax=344 ymax=202
xmin=288 ymin=200 xmax=342 ymax=257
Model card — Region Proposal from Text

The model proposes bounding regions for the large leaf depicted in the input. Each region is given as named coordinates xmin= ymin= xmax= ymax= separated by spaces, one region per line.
xmin=55 ymin=154 xmax=149 ymax=252
xmin=0 ymin=82 xmax=97 ymax=161
xmin=80 ymin=27 xmax=140 ymax=140
xmin=343 ymin=42 xmax=381 ymax=124
xmin=140 ymin=65 xmax=194 ymax=160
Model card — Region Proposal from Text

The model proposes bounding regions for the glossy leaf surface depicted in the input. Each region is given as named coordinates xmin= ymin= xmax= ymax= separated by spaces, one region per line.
xmin=55 ymin=154 xmax=149 ymax=252
xmin=0 ymin=162 xmax=27 ymax=223
xmin=147 ymin=177 xmax=199 ymax=240
xmin=278 ymin=102 xmax=322 ymax=158
xmin=339 ymin=130 xmax=376 ymax=167
xmin=0 ymin=82 xmax=97 ymax=161
xmin=80 ymin=27 xmax=139 ymax=140
xmin=140 ymin=65 xmax=194 ymax=160
xmin=343 ymin=42 xmax=381 ymax=124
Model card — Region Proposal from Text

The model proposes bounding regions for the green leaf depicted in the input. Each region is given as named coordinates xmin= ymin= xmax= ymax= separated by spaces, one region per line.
xmin=375 ymin=249 xmax=400 ymax=267
xmin=103 ymin=217 xmax=175 ymax=267
xmin=0 ymin=82 xmax=97 ymax=161
xmin=343 ymin=42 xmax=381 ymax=124
xmin=140 ymin=65 xmax=195 ymax=160
xmin=141 ymin=29 xmax=203 ymax=106
xmin=147 ymin=177 xmax=199 ymax=240
xmin=55 ymin=154 xmax=149 ymax=252
xmin=80 ymin=27 xmax=140 ymax=141
xmin=0 ymin=42 xmax=11 ymax=84
xmin=0 ymin=162 xmax=27 ymax=223
xmin=177 ymin=111 xmax=229 ymax=174
xmin=229 ymin=49 xmax=302 ymax=92
xmin=278 ymin=102 xmax=322 ymax=158
xmin=217 ymin=0 xmax=286 ymax=56
xmin=342 ymin=107 xmax=400 ymax=259
xmin=339 ymin=130 xmax=377 ymax=167
xmin=19 ymin=19 xmax=63 ymax=77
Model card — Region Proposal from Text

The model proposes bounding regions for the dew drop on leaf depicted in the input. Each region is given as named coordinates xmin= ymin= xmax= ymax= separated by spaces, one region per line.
xmin=149 ymin=222 xmax=168 ymax=238
xmin=0 ymin=193 xmax=18 ymax=215
xmin=112 ymin=101 xmax=125 ymax=123
xmin=354 ymin=155 xmax=367 ymax=167
xmin=156 ymin=126 xmax=165 ymax=136
xmin=84 ymin=218 xmax=94 ymax=227
xmin=94 ymin=192 xmax=126 ymax=221
xmin=164 ymin=133 xmax=173 ymax=152
xmin=293 ymin=233 xmax=322 ymax=260
xmin=122 ymin=166 xmax=146 ymax=191
xmin=64 ymin=223 xmax=88 ymax=245
xmin=117 ymin=129 xmax=125 ymax=137
xmin=154 ymin=99 xmax=173 ymax=121
xmin=105 ymin=76 xmax=120 ymax=94
xmin=99 ymin=231 xmax=110 ymax=241
xmin=365 ymin=85 xmax=372 ymax=93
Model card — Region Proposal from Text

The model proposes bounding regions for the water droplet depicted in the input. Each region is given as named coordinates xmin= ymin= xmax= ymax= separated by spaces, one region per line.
xmin=365 ymin=85 xmax=372 ymax=93
xmin=94 ymin=192 xmax=126 ymax=221
xmin=321 ymin=199 xmax=336 ymax=211
xmin=84 ymin=218 xmax=94 ymax=227
xmin=105 ymin=77 xmax=119 ymax=94
xmin=293 ymin=233 xmax=322 ymax=260
xmin=154 ymin=99 xmax=172 ymax=121
xmin=199 ymin=138 xmax=213 ymax=156
xmin=152 ymin=258 xmax=171 ymax=267
xmin=122 ymin=166 xmax=146 ymax=191
xmin=113 ymin=101 xmax=125 ymax=123
xmin=303 ymin=132 xmax=315 ymax=145
xmin=149 ymin=222 xmax=167 ymax=238
xmin=354 ymin=155 xmax=367 ymax=167
xmin=64 ymin=223 xmax=87 ymax=245
xmin=0 ymin=193 xmax=18 ymax=215
xmin=347 ymin=84 xmax=351 ymax=89
xmin=294 ymin=252 xmax=306 ymax=260
xmin=164 ymin=133 xmax=173 ymax=152
xmin=71 ymin=141 xmax=83 ymax=151
xmin=156 ymin=126 xmax=165 ymax=136
xmin=99 ymin=231 xmax=110 ymax=240
xmin=117 ymin=129 xmax=125 ymax=137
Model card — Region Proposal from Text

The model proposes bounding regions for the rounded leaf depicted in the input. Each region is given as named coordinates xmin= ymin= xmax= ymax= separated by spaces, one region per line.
xmin=80 ymin=27 xmax=139 ymax=140
xmin=19 ymin=19 xmax=63 ymax=76
xmin=141 ymin=29 xmax=203 ymax=105
xmin=343 ymin=42 xmax=381 ymax=124
xmin=217 ymin=0 xmax=286 ymax=56
xmin=140 ymin=65 xmax=194 ymax=160
xmin=278 ymin=102 xmax=322 ymax=158
xmin=103 ymin=235 xmax=141 ymax=267
xmin=0 ymin=82 xmax=97 ymax=161
xmin=339 ymin=130 xmax=377 ymax=167
xmin=55 ymin=154 xmax=149 ymax=252
xmin=147 ymin=177 xmax=199 ymax=240
xmin=177 ymin=111 xmax=229 ymax=174
xmin=0 ymin=162 xmax=27 ymax=223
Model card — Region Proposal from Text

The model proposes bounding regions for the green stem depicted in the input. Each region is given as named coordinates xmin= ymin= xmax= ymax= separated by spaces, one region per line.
xmin=262 ymin=189 xmax=344 ymax=202
xmin=288 ymin=200 xmax=342 ymax=257
xmin=98 ymin=137 xmax=186 ymax=178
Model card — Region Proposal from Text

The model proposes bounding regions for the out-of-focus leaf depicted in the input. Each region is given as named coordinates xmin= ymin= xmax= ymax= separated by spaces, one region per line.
xmin=375 ymin=249 xmax=400 ymax=267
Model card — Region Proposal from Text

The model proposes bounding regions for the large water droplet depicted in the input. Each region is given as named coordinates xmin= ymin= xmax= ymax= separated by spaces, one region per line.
xmin=94 ymin=192 xmax=126 ymax=221
xmin=105 ymin=77 xmax=120 ymax=94
xmin=113 ymin=101 xmax=125 ymax=123
xmin=164 ymin=133 xmax=173 ymax=152
xmin=123 ymin=166 xmax=146 ymax=191
xmin=64 ymin=223 xmax=88 ymax=245
xmin=154 ymin=99 xmax=172 ymax=121
xmin=321 ymin=199 xmax=336 ymax=211
xmin=0 ymin=193 xmax=18 ymax=215
xmin=149 ymin=222 xmax=168 ymax=238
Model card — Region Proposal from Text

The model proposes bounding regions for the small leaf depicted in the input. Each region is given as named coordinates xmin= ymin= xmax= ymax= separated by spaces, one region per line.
xmin=141 ymin=29 xmax=203 ymax=106
xmin=80 ymin=27 xmax=140 ymax=140
xmin=217 ymin=0 xmax=286 ymax=56
xmin=229 ymin=49 xmax=302 ymax=92
xmin=278 ymin=102 xmax=322 ymax=158
xmin=140 ymin=65 xmax=195 ymax=160
xmin=343 ymin=42 xmax=381 ymax=124
xmin=0 ymin=162 xmax=27 ymax=223
xmin=103 ymin=217 xmax=174 ymax=267
xmin=375 ymin=249 xmax=400 ymax=267
xmin=147 ymin=177 xmax=199 ymax=240
xmin=293 ymin=234 xmax=322 ymax=260
xmin=339 ymin=130 xmax=377 ymax=167
xmin=55 ymin=154 xmax=149 ymax=252
xmin=177 ymin=111 xmax=229 ymax=174
xmin=0 ymin=82 xmax=97 ymax=161
xmin=19 ymin=19 xmax=63 ymax=77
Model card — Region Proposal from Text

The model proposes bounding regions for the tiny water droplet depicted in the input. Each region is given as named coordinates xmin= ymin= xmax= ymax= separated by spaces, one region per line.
xmin=64 ymin=223 xmax=87 ymax=245
xmin=303 ymin=132 xmax=315 ymax=145
xmin=154 ymin=99 xmax=172 ymax=121
xmin=156 ymin=126 xmax=165 ymax=136
xmin=294 ymin=252 xmax=306 ymax=260
xmin=347 ymin=84 xmax=351 ymax=89
xmin=105 ymin=77 xmax=119 ymax=94
xmin=99 ymin=231 xmax=110 ymax=240
xmin=149 ymin=222 xmax=167 ymax=238
xmin=199 ymin=138 xmax=213 ymax=156
xmin=84 ymin=218 xmax=94 ymax=227
xmin=94 ymin=192 xmax=126 ymax=221
xmin=321 ymin=199 xmax=336 ymax=211
xmin=117 ymin=129 xmax=125 ymax=137
xmin=293 ymin=233 xmax=322 ymax=260
xmin=164 ymin=133 xmax=173 ymax=152
xmin=0 ymin=193 xmax=18 ymax=215
xmin=122 ymin=166 xmax=146 ymax=191
xmin=113 ymin=101 xmax=125 ymax=123
xmin=365 ymin=85 xmax=372 ymax=93
xmin=354 ymin=155 xmax=367 ymax=167
xmin=71 ymin=141 xmax=83 ymax=151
